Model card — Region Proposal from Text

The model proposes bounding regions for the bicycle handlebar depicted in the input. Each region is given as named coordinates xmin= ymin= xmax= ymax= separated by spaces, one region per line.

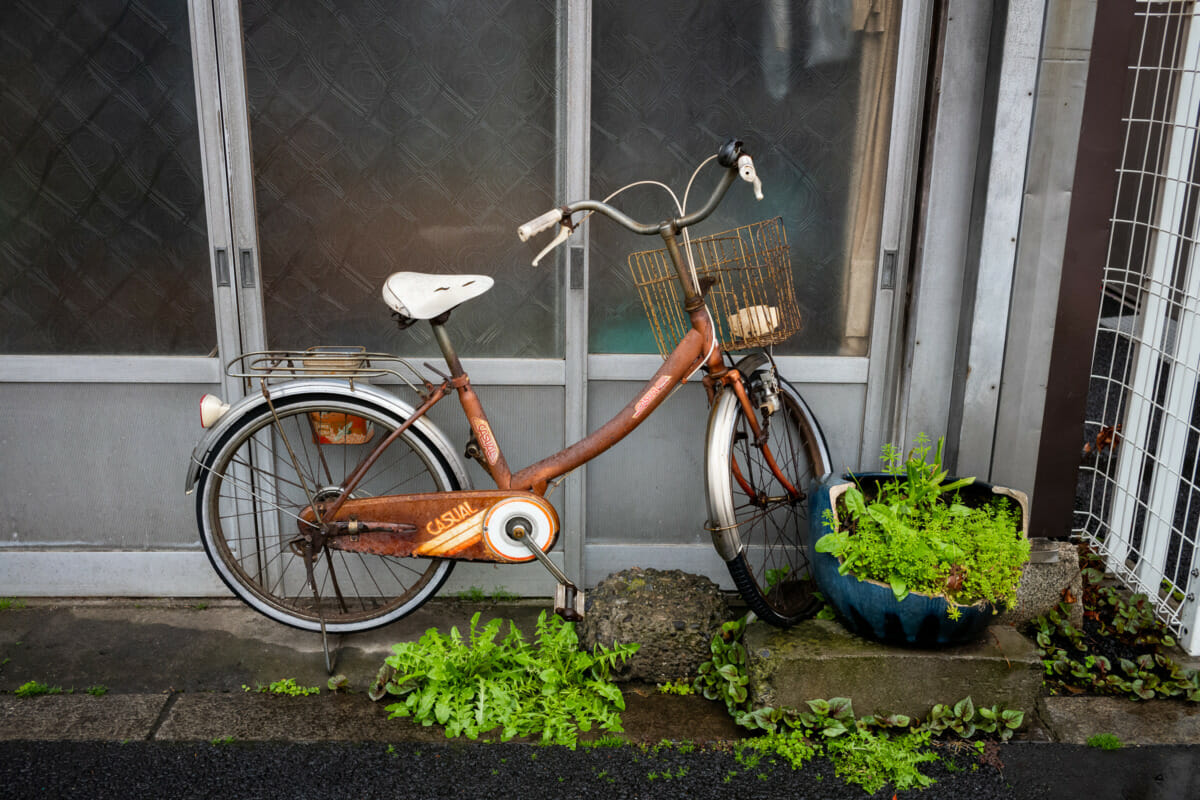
xmin=517 ymin=208 xmax=563 ymax=242
xmin=517 ymin=138 xmax=762 ymax=264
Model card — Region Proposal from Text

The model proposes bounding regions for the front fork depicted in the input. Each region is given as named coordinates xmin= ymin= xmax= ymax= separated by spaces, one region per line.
xmin=704 ymin=361 xmax=802 ymax=501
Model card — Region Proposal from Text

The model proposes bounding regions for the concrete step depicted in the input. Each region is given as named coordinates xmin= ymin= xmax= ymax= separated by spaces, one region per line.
xmin=745 ymin=619 xmax=1042 ymax=720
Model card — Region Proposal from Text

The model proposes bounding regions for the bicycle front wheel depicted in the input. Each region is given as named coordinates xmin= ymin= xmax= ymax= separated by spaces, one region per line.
xmin=706 ymin=367 xmax=831 ymax=627
xmin=195 ymin=393 xmax=461 ymax=633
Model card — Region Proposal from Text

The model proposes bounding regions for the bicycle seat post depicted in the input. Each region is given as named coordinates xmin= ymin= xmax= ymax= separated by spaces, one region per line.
xmin=429 ymin=313 xmax=515 ymax=489
xmin=429 ymin=313 xmax=465 ymax=378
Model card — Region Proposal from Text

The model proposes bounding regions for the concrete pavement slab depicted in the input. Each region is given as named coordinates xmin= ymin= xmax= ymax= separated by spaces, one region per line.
xmin=1039 ymin=695 xmax=1200 ymax=745
xmin=0 ymin=695 xmax=166 ymax=741
xmin=152 ymin=693 xmax=444 ymax=743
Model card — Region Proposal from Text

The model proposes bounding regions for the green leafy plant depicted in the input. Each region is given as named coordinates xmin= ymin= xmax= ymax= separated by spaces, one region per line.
xmin=1087 ymin=733 xmax=1123 ymax=750
xmin=85 ymin=685 xmax=108 ymax=697
xmin=827 ymin=728 xmax=939 ymax=794
xmin=656 ymin=678 xmax=695 ymax=696
xmin=693 ymin=616 xmax=751 ymax=715
xmin=14 ymin=680 xmax=63 ymax=697
xmin=816 ymin=434 xmax=1029 ymax=613
xmin=737 ymin=730 xmax=818 ymax=770
xmin=455 ymin=586 xmax=520 ymax=602
xmin=243 ymin=678 xmax=320 ymax=696
xmin=376 ymin=611 xmax=636 ymax=748
xmin=727 ymin=696 xmax=943 ymax=794
xmin=1032 ymin=551 xmax=1200 ymax=702
xmin=581 ymin=735 xmax=627 ymax=749
xmin=924 ymin=696 xmax=1024 ymax=742
xmin=0 ymin=598 xmax=26 ymax=611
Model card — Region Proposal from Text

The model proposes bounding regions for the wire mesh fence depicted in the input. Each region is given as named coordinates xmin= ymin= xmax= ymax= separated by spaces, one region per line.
xmin=1078 ymin=0 xmax=1200 ymax=654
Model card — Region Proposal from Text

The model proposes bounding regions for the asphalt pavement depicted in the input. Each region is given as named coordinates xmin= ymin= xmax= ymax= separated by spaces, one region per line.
xmin=2 ymin=597 xmax=1200 ymax=798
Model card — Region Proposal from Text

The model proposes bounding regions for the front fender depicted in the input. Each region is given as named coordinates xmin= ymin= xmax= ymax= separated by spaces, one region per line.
xmin=184 ymin=379 xmax=470 ymax=493
xmin=704 ymin=383 xmax=745 ymax=562
xmin=704 ymin=356 xmax=768 ymax=561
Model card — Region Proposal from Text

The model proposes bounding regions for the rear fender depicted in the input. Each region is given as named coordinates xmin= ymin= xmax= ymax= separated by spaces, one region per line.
xmin=184 ymin=379 xmax=469 ymax=493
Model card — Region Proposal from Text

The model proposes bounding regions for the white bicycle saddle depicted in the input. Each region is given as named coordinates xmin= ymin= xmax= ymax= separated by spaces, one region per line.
xmin=381 ymin=272 xmax=494 ymax=320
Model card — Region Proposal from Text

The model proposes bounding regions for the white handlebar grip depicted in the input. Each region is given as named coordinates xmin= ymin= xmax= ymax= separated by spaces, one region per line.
xmin=737 ymin=154 xmax=764 ymax=201
xmin=517 ymin=209 xmax=563 ymax=242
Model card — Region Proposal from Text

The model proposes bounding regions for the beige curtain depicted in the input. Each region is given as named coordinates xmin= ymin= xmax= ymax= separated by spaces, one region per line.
xmin=843 ymin=0 xmax=902 ymax=350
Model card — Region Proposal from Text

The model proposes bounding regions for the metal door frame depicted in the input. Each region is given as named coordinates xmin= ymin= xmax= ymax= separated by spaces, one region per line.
xmin=0 ymin=0 xmax=935 ymax=597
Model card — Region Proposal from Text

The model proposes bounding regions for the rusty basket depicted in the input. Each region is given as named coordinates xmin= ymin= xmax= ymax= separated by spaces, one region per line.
xmin=626 ymin=217 xmax=801 ymax=359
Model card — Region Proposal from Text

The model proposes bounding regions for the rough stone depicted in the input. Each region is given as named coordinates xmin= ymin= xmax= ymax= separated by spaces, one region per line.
xmin=578 ymin=568 xmax=729 ymax=683
xmin=998 ymin=540 xmax=1083 ymax=629
xmin=745 ymin=619 xmax=1042 ymax=720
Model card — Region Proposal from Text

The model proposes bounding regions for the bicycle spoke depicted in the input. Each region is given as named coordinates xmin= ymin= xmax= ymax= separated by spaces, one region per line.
xmin=715 ymin=371 xmax=829 ymax=627
xmin=198 ymin=397 xmax=458 ymax=632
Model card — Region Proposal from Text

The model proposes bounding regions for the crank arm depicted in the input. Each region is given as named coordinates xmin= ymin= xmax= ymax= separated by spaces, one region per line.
xmin=514 ymin=532 xmax=585 ymax=622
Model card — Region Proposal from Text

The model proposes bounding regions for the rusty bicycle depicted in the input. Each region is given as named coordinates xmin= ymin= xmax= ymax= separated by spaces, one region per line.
xmin=185 ymin=139 xmax=831 ymax=635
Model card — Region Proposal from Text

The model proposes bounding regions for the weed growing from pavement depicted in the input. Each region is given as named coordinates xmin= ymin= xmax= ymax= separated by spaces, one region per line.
xmin=826 ymin=728 xmax=939 ymax=794
xmin=14 ymin=681 xmax=63 ymax=697
xmin=1087 ymin=733 xmax=1123 ymax=750
xmin=85 ymin=685 xmax=108 ymax=697
xmin=0 ymin=598 xmax=26 ymax=611
xmin=580 ymin=735 xmax=626 ymax=749
xmin=374 ymin=611 xmax=636 ymax=748
xmin=454 ymin=586 xmax=520 ymax=603
xmin=243 ymin=678 xmax=320 ymax=696
xmin=655 ymin=677 xmax=695 ymax=696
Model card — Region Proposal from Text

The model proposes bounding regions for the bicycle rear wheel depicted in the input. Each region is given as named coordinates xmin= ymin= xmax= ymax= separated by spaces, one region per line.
xmin=706 ymin=366 xmax=831 ymax=627
xmin=195 ymin=392 xmax=461 ymax=633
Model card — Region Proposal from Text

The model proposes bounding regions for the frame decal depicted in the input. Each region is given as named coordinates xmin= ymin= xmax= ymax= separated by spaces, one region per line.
xmin=633 ymin=375 xmax=673 ymax=419
xmin=471 ymin=418 xmax=500 ymax=465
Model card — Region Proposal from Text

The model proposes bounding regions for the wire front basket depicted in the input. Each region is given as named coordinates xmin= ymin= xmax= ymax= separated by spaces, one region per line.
xmin=627 ymin=217 xmax=801 ymax=359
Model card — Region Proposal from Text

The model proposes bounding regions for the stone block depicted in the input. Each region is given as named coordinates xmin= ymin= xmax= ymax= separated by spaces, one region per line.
xmin=578 ymin=568 xmax=729 ymax=683
xmin=745 ymin=619 xmax=1042 ymax=720
xmin=999 ymin=540 xmax=1083 ymax=629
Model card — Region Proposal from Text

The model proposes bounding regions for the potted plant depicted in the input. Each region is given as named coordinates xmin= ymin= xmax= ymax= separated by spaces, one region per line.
xmin=807 ymin=434 xmax=1030 ymax=647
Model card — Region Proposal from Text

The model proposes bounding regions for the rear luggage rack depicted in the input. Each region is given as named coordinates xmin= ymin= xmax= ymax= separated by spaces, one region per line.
xmin=225 ymin=346 xmax=430 ymax=394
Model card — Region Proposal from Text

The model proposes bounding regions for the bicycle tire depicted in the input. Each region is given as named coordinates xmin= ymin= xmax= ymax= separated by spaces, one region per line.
xmin=706 ymin=366 xmax=832 ymax=627
xmin=195 ymin=392 xmax=461 ymax=633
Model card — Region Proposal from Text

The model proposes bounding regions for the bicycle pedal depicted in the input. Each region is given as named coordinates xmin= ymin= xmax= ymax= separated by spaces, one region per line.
xmin=554 ymin=583 xmax=585 ymax=622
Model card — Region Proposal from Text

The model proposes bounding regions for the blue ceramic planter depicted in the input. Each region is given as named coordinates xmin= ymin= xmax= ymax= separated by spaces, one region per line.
xmin=806 ymin=473 xmax=1029 ymax=648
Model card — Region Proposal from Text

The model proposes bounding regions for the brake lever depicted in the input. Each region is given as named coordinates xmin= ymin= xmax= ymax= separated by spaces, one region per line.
xmin=531 ymin=223 xmax=572 ymax=267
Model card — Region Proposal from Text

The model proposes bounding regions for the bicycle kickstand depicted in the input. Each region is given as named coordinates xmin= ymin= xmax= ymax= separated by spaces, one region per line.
xmin=511 ymin=527 xmax=585 ymax=622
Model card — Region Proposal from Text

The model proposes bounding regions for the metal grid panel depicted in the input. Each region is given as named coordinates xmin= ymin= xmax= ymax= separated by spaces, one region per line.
xmin=1078 ymin=0 xmax=1200 ymax=653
